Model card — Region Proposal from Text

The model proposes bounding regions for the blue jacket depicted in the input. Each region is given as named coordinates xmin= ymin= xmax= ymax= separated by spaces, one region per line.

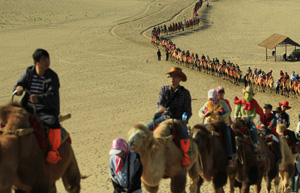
xmin=14 ymin=65 xmax=60 ymax=116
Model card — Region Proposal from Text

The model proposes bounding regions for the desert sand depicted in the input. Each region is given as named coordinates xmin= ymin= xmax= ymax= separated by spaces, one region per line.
xmin=1 ymin=0 xmax=300 ymax=192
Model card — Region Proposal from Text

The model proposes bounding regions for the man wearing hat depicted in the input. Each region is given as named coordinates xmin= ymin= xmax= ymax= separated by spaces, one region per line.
xmin=257 ymin=104 xmax=282 ymax=163
xmin=279 ymin=100 xmax=298 ymax=154
xmin=109 ymin=138 xmax=143 ymax=193
xmin=147 ymin=67 xmax=192 ymax=166
xmin=234 ymin=86 xmax=264 ymax=155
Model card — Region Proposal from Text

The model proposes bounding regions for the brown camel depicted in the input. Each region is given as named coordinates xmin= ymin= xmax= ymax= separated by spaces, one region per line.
xmin=229 ymin=119 xmax=259 ymax=193
xmin=257 ymin=129 xmax=279 ymax=193
xmin=231 ymin=119 xmax=279 ymax=193
xmin=0 ymin=102 xmax=81 ymax=193
xmin=128 ymin=120 xmax=200 ymax=193
xmin=275 ymin=124 xmax=297 ymax=193
xmin=191 ymin=121 xmax=228 ymax=193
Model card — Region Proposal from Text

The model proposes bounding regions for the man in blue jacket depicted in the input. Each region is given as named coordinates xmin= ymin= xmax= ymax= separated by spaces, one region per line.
xmin=14 ymin=48 xmax=62 ymax=164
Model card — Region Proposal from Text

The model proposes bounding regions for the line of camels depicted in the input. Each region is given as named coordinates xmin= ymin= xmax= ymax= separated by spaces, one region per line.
xmin=128 ymin=118 xmax=297 ymax=193
xmin=153 ymin=25 xmax=300 ymax=100
xmin=145 ymin=4 xmax=300 ymax=193
xmin=153 ymin=34 xmax=300 ymax=99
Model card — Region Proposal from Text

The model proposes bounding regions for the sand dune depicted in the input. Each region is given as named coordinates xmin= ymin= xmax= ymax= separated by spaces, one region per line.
xmin=1 ymin=0 xmax=300 ymax=192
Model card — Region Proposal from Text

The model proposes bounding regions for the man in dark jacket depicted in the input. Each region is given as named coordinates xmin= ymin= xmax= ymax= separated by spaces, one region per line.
xmin=14 ymin=48 xmax=62 ymax=164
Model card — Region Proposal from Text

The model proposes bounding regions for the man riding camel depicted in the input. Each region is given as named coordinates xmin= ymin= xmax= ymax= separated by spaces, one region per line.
xmin=14 ymin=49 xmax=62 ymax=164
xmin=257 ymin=104 xmax=282 ymax=163
xmin=233 ymin=86 xmax=264 ymax=156
xmin=147 ymin=67 xmax=192 ymax=166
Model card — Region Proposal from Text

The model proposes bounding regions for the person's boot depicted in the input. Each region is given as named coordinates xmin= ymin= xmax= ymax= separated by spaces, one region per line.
xmin=180 ymin=139 xmax=191 ymax=166
xmin=46 ymin=129 xmax=62 ymax=164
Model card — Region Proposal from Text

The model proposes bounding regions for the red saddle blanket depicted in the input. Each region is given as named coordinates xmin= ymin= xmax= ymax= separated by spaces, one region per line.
xmin=0 ymin=115 xmax=71 ymax=150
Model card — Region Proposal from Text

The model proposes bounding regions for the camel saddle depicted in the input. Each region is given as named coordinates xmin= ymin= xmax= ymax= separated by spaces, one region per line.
xmin=28 ymin=114 xmax=71 ymax=150
xmin=171 ymin=126 xmax=196 ymax=158
xmin=260 ymin=133 xmax=275 ymax=152
xmin=0 ymin=114 xmax=71 ymax=151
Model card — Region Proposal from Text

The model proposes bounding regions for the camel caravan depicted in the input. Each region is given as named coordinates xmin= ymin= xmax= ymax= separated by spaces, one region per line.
xmin=153 ymin=25 xmax=300 ymax=99
xmin=126 ymin=109 xmax=299 ymax=193
xmin=151 ymin=2 xmax=300 ymax=100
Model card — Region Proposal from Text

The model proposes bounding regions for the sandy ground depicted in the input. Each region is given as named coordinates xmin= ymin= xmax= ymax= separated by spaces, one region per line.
xmin=1 ymin=0 xmax=300 ymax=192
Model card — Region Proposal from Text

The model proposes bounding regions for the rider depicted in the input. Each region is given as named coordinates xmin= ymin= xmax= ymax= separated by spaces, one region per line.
xmin=257 ymin=104 xmax=282 ymax=163
xmin=266 ymin=70 xmax=272 ymax=80
xmin=198 ymin=89 xmax=234 ymax=166
xmin=246 ymin=67 xmax=252 ymax=75
xmin=233 ymin=86 xmax=265 ymax=155
xmin=147 ymin=67 xmax=192 ymax=166
xmin=14 ymin=49 xmax=62 ymax=164
xmin=279 ymin=100 xmax=298 ymax=154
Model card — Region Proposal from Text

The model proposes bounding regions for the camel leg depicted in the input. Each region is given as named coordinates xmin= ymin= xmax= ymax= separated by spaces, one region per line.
xmin=228 ymin=173 xmax=235 ymax=193
xmin=170 ymin=172 xmax=187 ymax=193
xmin=62 ymin=153 xmax=81 ymax=193
xmin=264 ymin=175 xmax=272 ymax=193
xmin=282 ymin=172 xmax=292 ymax=193
xmin=50 ymin=184 xmax=57 ymax=193
xmin=241 ymin=182 xmax=250 ymax=193
xmin=197 ymin=176 xmax=204 ymax=193
xmin=255 ymin=179 xmax=262 ymax=193
xmin=143 ymin=183 xmax=159 ymax=193
xmin=213 ymin=186 xmax=225 ymax=193
xmin=188 ymin=163 xmax=200 ymax=193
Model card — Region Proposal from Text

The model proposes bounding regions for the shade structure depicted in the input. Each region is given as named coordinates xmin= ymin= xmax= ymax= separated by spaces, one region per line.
xmin=258 ymin=34 xmax=300 ymax=62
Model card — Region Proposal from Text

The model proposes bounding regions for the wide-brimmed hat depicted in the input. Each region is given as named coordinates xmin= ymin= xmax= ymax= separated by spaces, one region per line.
xmin=242 ymin=86 xmax=255 ymax=95
xmin=279 ymin=100 xmax=291 ymax=109
xmin=166 ymin=67 xmax=187 ymax=82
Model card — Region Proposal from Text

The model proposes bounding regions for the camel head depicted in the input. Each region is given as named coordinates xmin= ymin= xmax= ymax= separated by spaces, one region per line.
xmin=191 ymin=124 xmax=208 ymax=147
xmin=276 ymin=124 xmax=287 ymax=135
xmin=128 ymin=123 xmax=154 ymax=153
xmin=0 ymin=102 xmax=30 ymax=129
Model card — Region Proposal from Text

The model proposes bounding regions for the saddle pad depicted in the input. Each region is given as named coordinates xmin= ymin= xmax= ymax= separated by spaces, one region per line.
xmin=29 ymin=115 xmax=70 ymax=150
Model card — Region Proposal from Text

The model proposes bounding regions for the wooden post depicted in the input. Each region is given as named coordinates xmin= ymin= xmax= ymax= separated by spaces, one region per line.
xmin=285 ymin=44 xmax=287 ymax=55
xmin=274 ymin=47 xmax=276 ymax=62
xmin=266 ymin=48 xmax=267 ymax=61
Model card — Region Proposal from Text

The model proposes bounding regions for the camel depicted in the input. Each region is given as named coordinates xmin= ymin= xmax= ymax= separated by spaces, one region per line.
xmin=266 ymin=77 xmax=274 ymax=93
xmin=0 ymin=102 xmax=81 ymax=193
xmin=128 ymin=120 xmax=200 ymax=193
xmin=229 ymin=118 xmax=277 ymax=193
xmin=191 ymin=121 xmax=228 ymax=193
xmin=275 ymin=124 xmax=297 ymax=193
xmin=257 ymin=128 xmax=279 ymax=193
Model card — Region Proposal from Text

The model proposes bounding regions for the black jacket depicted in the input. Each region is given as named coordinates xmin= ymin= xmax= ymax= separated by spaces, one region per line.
xmin=14 ymin=65 xmax=60 ymax=116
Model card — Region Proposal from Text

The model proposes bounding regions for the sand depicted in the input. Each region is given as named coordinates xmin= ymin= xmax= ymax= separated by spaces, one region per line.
xmin=1 ymin=0 xmax=300 ymax=192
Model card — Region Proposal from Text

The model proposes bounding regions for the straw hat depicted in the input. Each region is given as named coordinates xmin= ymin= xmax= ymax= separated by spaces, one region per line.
xmin=242 ymin=86 xmax=255 ymax=95
xmin=166 ymin=67 xmax=187 ymax=82
xmin=279 ymin=100 xmax=291 ymax=109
